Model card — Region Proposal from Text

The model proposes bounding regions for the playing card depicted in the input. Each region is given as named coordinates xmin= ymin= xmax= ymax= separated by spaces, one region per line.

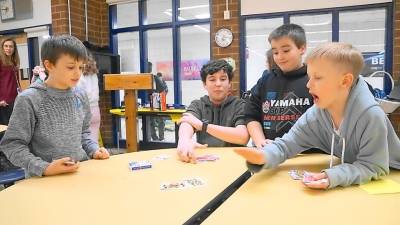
xmin=288 ymin=170 xmax=303 ymax=180
xmin=160 ymin=181 xmax=186 ymax=190
xmin=153 ymin=154 xmax=170 ymax=161
xmin=160 ymin=178 xmax=205 ymax=191
xmin=302 ymin=172 xmax=314 ymax=183
xmin=128 ymin=161 xmax=152 ymax=170
xmin=182 ymin=178 xmax=205 ymax=187
xmin=196 ymin=154 xmax=219 ymax=162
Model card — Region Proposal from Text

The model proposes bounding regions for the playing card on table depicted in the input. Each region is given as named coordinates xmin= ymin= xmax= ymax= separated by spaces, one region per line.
xmin=160 ymin=178 xmax=205 ymax=191
xmin=196 ymin=154 xmax=219 ymax=162
xmin=152 ymin=154 xmax=170 ymax=161
xmin=128 ymin=161 xmax=152 ymax=171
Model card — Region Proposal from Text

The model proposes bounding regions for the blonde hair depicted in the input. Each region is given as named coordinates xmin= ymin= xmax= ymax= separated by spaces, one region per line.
xmin=306 ymin=42 xmax=364 ymax=80
xmin=0 ymin=38 xmax=20 ymax=67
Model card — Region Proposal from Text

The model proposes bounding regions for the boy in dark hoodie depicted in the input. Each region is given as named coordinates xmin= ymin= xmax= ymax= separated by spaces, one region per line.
xmin=245 ymin=24 xmax=313 ymax=149
xmin=235 ymin=42 xmax=400 ymax=189
xmin=177 ymin=59 xmax=249 ymax=163
xmin=0 ymin=35 xmax=110 ymax=177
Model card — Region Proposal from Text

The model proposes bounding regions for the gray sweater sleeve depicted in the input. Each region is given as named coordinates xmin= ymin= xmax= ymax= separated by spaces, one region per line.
xmin=80 ymin=92 xmax=99 ymax=157
xmin=0 ymin=95 xmax=49 ymax=176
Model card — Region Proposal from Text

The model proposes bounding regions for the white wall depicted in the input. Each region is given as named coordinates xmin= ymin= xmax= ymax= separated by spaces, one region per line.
xmin=0 ymin=0 xmax=51 ymax=31
xmin=241 ymin=0 xmax=391 ymax=15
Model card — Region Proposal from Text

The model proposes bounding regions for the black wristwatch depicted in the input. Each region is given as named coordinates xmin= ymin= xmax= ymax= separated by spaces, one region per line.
xmin=201 ymin=120 xmax=209 ymax=133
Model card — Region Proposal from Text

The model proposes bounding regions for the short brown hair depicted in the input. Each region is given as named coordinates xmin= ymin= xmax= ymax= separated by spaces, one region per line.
xmin=306 ymin=42 xmax=364 ymax=80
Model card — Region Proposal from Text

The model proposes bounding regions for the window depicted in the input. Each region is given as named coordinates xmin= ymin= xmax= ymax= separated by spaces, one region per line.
xmin=241 ymin=4 xmax=392 ymax=91
xmin=178 ymin=0 xmax=210 ymax=21
xmin=180 ymin=24 xmax=210 ymax=105
xmin=110 ymin=1 xmax=210 ymax=147
xmin=116 ymin=2 xmax=139 ymax=28
xmin=291 ymin=13 xmax=332 ymax=54
xmin=339 ymin=9 xmax=386 ymax=76
xmin=147 ymin=29 xmax=174 ymax=104
xmin=145 ymin=0 xmax=172 ymax=24
xmin=245 ymin=18 xmax=283 ymax=89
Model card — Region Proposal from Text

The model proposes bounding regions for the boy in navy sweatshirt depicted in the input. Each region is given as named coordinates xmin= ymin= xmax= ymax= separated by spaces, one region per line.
xmin=0 ymin=35 xmax=109 ymax=177
xmin=245 ymin=24 xmax=313 ymax=149
xmin=235 ymin=42 xmax=400 ymax=189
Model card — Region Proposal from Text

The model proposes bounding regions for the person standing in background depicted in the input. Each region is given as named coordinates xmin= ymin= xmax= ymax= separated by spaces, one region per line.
xmin=0 ymin=38 xmax=20 ymax=125
xmin=148 ymin=62 xmax=168 ymax=141
xmin=77 ymin=54 xmax=101 ymax=144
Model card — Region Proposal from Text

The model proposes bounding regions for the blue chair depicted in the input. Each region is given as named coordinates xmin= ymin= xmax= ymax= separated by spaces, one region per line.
xmin=0 ymin=168 xmax=25 ymax=188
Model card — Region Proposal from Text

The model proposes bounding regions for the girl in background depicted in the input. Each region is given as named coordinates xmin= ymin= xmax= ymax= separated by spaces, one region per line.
xmin=0 ymin=38 xmax=20 ymax=125
xmin=77 ymin=55 xmax=101 ymax=144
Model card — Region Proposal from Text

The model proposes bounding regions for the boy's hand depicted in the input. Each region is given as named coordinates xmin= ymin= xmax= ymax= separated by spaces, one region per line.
xmin=302 ymin=172 xmax=329 ymax=189
xmin=177 ymin=138 xmax=208 ymax=163
xmin=179 ymin=113 xmax=202 ymax=131
xmin=234 ymin=148 xmax=266 ymax=165
xmin=43 ymin=157 xmax=79 ymax=176
xmin=93 ymin=147 xmax=110 ymax=159
xmin=255 ymin=139 xmax=273 ymax=149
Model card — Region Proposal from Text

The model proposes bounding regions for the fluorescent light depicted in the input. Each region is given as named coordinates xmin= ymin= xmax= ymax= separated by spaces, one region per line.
xmin=340 ymin=28 xmax=384 ymax=33
xmin=193 ymin=25 xmax=210 ymax=33
xmin=194 ymin=13 xmax=210 ymax=19
xmin=163 ymin=10 xmax=186 ymax=21
xmin=308 ymin=39 xmax=328 ymax=43
xmin=178 ymin=4 xmax=209 ymax=11
xmin=303 ymin=21 xmax=331 ymax=26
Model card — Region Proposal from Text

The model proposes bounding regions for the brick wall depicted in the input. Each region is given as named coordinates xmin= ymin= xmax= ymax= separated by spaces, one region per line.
xmin=51 ymin=0 xmax=109 ymax=45
xmin=211 ymin=0 xmax=240 ymax=96
xmin=389 ymin=0 xmax=400 ymax=136
xmin=51 ymin=0 xmax=113 ymax=146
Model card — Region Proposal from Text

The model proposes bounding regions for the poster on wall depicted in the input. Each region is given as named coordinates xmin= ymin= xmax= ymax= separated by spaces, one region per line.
xmin=156 ymin=59 xmax=208 ymax=81
xmin=361 ymin=52 xmax=385 ymax=76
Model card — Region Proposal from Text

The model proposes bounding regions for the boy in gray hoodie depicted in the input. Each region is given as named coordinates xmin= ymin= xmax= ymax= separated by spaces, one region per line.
xmin=0 ymin=35 xmax=110 ymax=177
xmin=235 ymin=42 xmax=400 ymax=189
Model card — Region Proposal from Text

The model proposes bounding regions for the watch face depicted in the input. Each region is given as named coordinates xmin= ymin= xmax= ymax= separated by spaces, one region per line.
xmin=215 ymin=28 xmax=233 ymax=48
xmin=0 ymin=0 xmax=15 ymax=21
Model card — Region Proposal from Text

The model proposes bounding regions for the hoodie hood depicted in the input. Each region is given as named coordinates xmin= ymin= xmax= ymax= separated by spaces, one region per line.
xmin=29 ymin=81 xmax=78 ymax=98
xmin=317 ymin=76 xmax=379 ymax=167
xmin=318 ymin=76 xmax=378 ymax=138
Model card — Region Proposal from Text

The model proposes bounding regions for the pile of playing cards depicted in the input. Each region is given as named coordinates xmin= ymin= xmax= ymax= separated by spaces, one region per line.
xmin=196 ymin=154 xmax=219 ymax=162
xmin=128 ymin=161 xmax=152 ymax=171
xmin=288 ymin=170 xmax=312 ymax=181
xmin=160 ymin=178 xmax=205 ymax=191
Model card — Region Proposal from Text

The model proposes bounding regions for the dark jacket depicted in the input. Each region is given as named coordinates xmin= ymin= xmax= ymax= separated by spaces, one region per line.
xmin=187 ymin=95 xmax=245 ymax=147
xmin=244 ymin=65 xmax=313 ymax=140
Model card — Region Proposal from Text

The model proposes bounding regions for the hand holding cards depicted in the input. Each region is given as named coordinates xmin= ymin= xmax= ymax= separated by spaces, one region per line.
xmin=64 ymin=159 xmax=77 ymax=166
xmin=289 ymin=170 xmax=329 ymax=189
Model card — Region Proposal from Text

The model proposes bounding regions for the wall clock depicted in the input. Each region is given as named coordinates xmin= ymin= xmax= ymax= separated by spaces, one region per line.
xmin=215 ymin=28 xmax=233 ymax=48
xmin=0 ymin=0 xmax=15 ymax=21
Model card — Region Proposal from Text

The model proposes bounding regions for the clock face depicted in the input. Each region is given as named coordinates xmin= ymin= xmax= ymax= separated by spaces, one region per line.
xmin=0 ymin=0 xmax=15 ymax=21
xmin=215 ymin=28 xmax=233 ymax=48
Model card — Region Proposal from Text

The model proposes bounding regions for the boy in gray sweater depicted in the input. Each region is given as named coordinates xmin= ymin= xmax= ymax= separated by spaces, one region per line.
xmin=0 ymin=35 xmax=109 ymax=177
xmin=235 ymin=43 xmax=400 ymax=189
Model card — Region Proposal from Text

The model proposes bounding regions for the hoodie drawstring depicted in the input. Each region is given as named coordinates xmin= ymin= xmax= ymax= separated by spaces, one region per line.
xmin=330 ymin=133 xmax=346 ymax=168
